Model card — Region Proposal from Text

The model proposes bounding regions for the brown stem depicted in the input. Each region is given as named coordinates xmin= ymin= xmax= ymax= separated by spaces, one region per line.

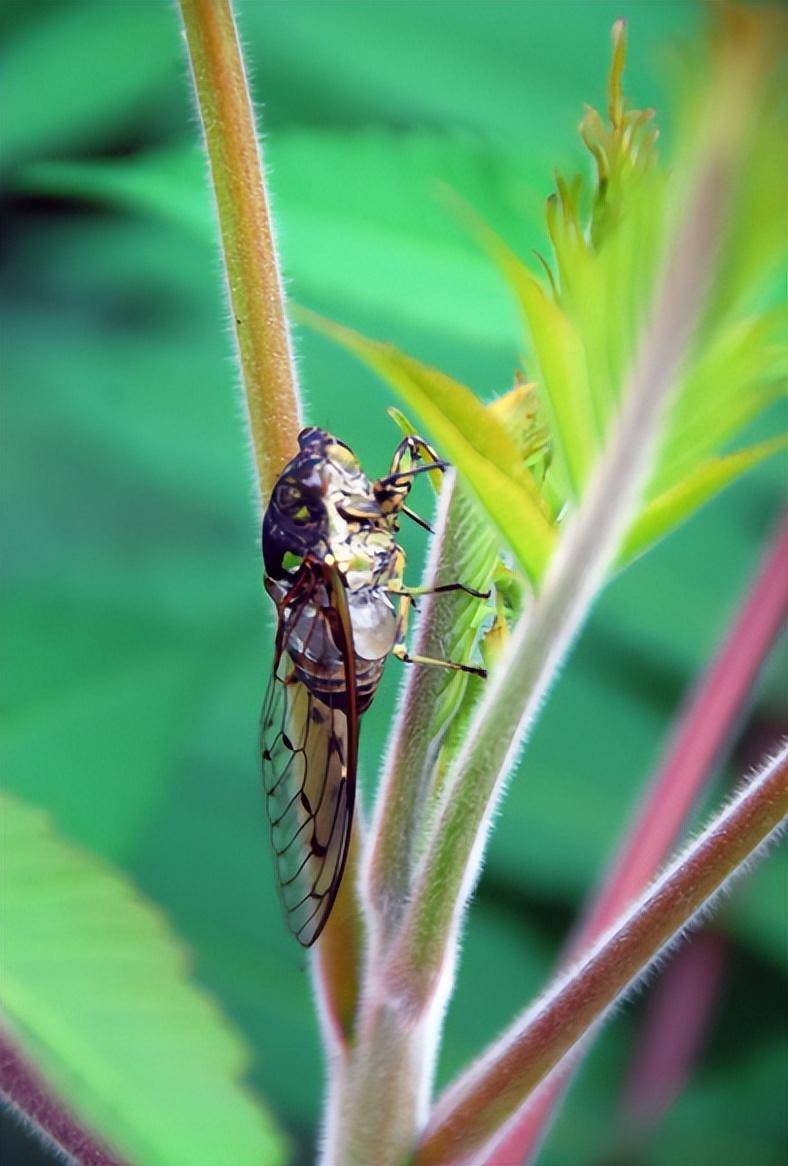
xmin=490 ymin=517 xmax=788 ymax=1165
xmin=312 ymin=829 xmax=364 ymax=1047
xmin=178 ymin=0 xmax=301 ymax=499
xmin=178 ymin=0 xmax=361 ymax=1064
xmin=414 ymin=747 xmax=788 ymax=1166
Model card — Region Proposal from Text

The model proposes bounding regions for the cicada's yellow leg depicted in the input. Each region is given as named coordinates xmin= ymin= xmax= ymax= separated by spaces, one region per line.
xmin=374 ymin=435 xmax=447 ymax=528
xmin=385 ymin=434 xmax=439 ymax=475
xmin=391 ymin=591 xmax=487 ymax=680
xmin=388 ymin=580 xmax=491 ymax=601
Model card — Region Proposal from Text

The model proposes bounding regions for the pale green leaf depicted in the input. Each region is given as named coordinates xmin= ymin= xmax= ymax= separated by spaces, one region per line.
xmin=438 ymin=192 xmax=597 ymax=499
xmin=621 ymin=437 xmax=787 ymax=565
xmin=299 ymin=308 xmax=556 ymax=584
xmin=0 ymin=793 xmax=286 ymax=1166
xmin=653 ymin=312 xmax=785 ymax=494
xmin=512 ymin=271 xmax=597 ymax=497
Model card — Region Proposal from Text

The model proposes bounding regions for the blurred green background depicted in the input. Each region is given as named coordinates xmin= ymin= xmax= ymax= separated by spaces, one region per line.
xmin=2 ymin=2 xmax=785 ymax=1164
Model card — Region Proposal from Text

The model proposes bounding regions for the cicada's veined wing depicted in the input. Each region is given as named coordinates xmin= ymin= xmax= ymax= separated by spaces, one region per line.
xmin=261 ymin=560 xmax=358 ymax=947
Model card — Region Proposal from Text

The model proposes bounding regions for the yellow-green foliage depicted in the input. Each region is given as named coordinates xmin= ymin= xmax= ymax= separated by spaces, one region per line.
xmin=312 ymin=14 xmax=785 ymax=584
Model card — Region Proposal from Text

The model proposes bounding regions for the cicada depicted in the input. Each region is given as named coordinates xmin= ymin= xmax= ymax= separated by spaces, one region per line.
xmin=261 ymin=427 xmax=487 ymax=946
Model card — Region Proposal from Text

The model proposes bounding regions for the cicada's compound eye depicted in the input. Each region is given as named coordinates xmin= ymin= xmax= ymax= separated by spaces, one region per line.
xmin=274 ymin=480 xmax=302 ymax=514
xmin=274 ymin=479 xmax=322 ymax=527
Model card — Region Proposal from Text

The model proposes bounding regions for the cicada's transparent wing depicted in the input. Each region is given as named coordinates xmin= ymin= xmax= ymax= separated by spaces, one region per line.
xmin=261 ymin=561 xmax=358 ymax=947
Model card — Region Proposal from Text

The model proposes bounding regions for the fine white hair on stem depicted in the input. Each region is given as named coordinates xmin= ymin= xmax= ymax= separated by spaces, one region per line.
xmin=418 ymin=744 xmax=787 ymax=1166
xmin=383 ymin=143 xmax=740 ymax=1021
xmin=517 ymin=743 xmax=788 ymax=1037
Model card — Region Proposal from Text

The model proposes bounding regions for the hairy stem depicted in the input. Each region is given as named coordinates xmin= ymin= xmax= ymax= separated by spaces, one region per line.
xmin=365 ymin=475 xmax=499 ymax=934
xmin=178 ymin=0 xmax=301 ymax=499
xmin=179 ymin=0 xmax=362 ymax=1070
xmin=0 ymin=1028 xmax=124 ymax=1166
xmin=491 ymin=516 xmax=788 ymax=1164
xmin=387 ymin=143 xmax=734 ymax=1015
xmin=364 ymin=478 xmax=459 ymax=930
xmin=414 ymin=746 xmax=788 ymax=1166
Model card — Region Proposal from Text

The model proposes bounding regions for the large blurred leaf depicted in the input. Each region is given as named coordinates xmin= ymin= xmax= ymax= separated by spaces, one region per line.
xmin=1 ymin=595 xmax=225 ymax=860
xmin=14 ymin=134 xmax=535 ymax=349
xmin=0 ymin=792 xmax=285 ymax=1166
xmin=0 ymin=0 xmax=692 ymax=165
xmin=0 ymin=1 xmax=182 ymax=168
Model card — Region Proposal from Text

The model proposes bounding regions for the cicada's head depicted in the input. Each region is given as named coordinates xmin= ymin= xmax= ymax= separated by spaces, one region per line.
xmin=262 ymin=427 xmax=381 ymax=579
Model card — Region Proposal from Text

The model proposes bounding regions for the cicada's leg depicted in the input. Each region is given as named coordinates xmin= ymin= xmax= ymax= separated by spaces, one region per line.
xmin=388 ymin=581 xmax=491 ymax=601
xmin=393 ymin=644 xmax=487 ymax=679
xmin=401 ymin=505 xmax=434 ymax=534
xmin=388 ymin=434 xmax=441 ymax=478
xmin=392 ymin=593 xmax=488 ymax=679
xmin=374 ymin=435 xmax=447 ymax=526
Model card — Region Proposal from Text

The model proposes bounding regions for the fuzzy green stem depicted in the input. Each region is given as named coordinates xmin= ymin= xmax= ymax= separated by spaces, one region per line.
xmin=387 ymin=145 xmax=734 ymax=1015
xmin=320 ymin=1002 xmax=438 ymax=1166
xmin=365 ymin=476 xmax=499 ymax=931
xmin=178 ymin=0 xmax=301 ymax=499
xmin=413 ymin=746 xmax=788 ymax=1166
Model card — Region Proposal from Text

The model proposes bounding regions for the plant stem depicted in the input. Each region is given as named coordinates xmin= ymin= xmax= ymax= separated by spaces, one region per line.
xmin=491 ymin=516 xmax=788 ymax=1165
xmin=365 ymin=476 xmax=499 ymax=933
xmin=178 ymin=0 xmax=301 ymax=499
xmin=320 ymin=1000 xmax=438 ymax=1166
xmin=386 ymin=143 xmax=735 ymax=1016
xmin=312 ymin=830 xmax=364 ymax=1048
xmin=413 ymin=746 xmax=788 ymax=1166
xmin=178 ymin=0 xmax=360 ymax=1062
xmin=616 ymin=930 xmax=727 ymax=1139
xmin=0 ymin=1028 xmax=124 ymax=1166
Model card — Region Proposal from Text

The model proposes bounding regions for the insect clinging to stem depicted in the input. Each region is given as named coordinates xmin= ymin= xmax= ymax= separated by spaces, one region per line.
xmin=261 ymin=426 xmax=489 ymax=946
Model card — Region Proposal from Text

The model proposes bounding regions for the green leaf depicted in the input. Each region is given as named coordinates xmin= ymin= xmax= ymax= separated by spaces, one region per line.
xmin=14 ymin=135 xmax=531 ymax=351
xmin=437 ymin=192 xmax=597 ymax=499
xmin=0 ymin=793 xmax=286 ymax=1166
xmin=652 ymin=312 xmax=785 ymax=495
xmin=621 ymin=436 xmax=787 ymax=565
xmin=299 ymin=308 xmax=556 ymax=584
xmin=510 ymin=269 xmax=597 ymax=497
xmin=0 ymin=1 xmax=182 ymax=170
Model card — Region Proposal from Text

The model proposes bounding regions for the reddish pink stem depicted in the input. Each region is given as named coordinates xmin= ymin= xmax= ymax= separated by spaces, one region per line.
xmin=618 ymin=930 xmax=727 ymax=1132
xmin=0 ymin=1030 xmax=124 ymax=1166
xmin=489 ymin=518 xmax=788 ymax=1166
xmin=416 ymin=747 xmax=787 ymax=1166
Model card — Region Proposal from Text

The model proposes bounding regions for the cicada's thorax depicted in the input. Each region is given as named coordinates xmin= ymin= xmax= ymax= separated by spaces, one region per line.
xmin=263 ymin=428 xmax=406 ymax=713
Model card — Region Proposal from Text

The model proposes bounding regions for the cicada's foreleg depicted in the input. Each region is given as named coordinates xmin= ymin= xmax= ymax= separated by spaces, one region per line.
xmin=375 ymin=459 xmax=448 ymax=496
xmin=388 ymin=434 xmax=441 ymax=478
xmin=374 ymin=435 xmax=446 ymax=526
xmin=401 ymin=505 xmax=434 ymax=534
xmin=391 ymin=593 xmax=488 ymax=679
